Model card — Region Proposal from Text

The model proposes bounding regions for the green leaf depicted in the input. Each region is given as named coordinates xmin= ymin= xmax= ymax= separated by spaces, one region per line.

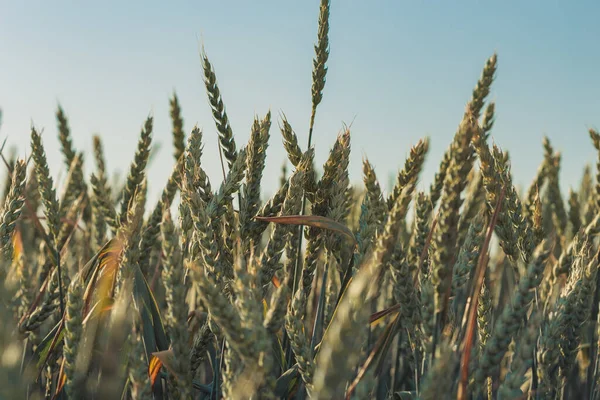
xmin=31 ymin=320 xmax=63 ymax=374
xmin=133 ymin=264 xmax=169 ymax=352
xmin=131 ymin=264 xmax=170 ymax=396
xmin=274 ymin=365 xmax=299 ymax=397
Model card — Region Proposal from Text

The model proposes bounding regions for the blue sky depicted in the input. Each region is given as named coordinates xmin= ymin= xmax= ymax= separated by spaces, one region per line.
xmin=1 ymin=0 xmax=599 ymax=205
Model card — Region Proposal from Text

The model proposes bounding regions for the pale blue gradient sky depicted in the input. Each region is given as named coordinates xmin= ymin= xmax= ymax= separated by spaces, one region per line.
xmin=1 ymin=0 xmax=599 ymax=205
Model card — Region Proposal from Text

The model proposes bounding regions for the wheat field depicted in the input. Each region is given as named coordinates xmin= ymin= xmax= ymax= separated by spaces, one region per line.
xmin=1 ymin=1 xmax=599 ymax=399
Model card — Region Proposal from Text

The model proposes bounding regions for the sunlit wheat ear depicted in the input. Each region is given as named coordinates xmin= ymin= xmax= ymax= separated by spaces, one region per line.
xmin=470 ymin=53 xmax=497 ymax=120
xmin=184 ymin=126 xmax=213 ymax=207
xmin=578 ymin=163 xmax=595 ymax=225
xmin=324 ymin=163 xmax=351 ymax=258
xmin=474 ymin=240 xmax=551 ymax=387
xmin=91 ymin=135 xmax=111 ymax=248
xmin=259 ymin=167 xmax=304 ymax=286
xmin=312 ymin=186 xmax=411 ymax=399
xmin=452 ymin=214 xmax=485 ymax=298
xmin=118 ymin=116 xmax=153 ymax=226
xmin=63 ymin=275 xmax=85 ymax=400
xmin=241 ymin=111 xmax=271 ymax=248
xmin=524 ymin=158 xmax=548 ymax=227
xmin=57 ymin=153 xmax=84 ymax=219
xmin=137 ymin=157 xmax=182 ymax=275
xmin=92 ymin=135 xmax=107 ymax=180
xmin=160 ymin=210 xmax=192 ymax=397
xmin=183 ymin=147 xmax=246 ymax=269
xmin=285 ymin=288 xmax=315 ymax=393
xmin=580 ymin=163 xmax=593 ymax=201
xmin=280 ymin=114 xmax=303 ymax=167
xmin=90 ymin=173 xmax=118 ymax=236
xmin=170 ymin=91 xmax=186 ymax=162
xmin=480 ymin=101 xmax=495 ymax=141
xmin=386 ymin=188 xmax=422 ymax=335
xmin=543 ymin=137 xmax=567 ymax=235
xmin=201 ymin=47 xmax=238 ymax=168
xmin=19 ymin=266 xmax=60 ymax=333
xmin=537 ymin=253 xmax=597 ymax=395
xmin=190 ymin=322 xmax=213 ymax=375
xmin=457 ymin=169 xmax=484 ymax=245
xmin=309 ymin=0 xmax=331 ymax=136
xmin=56 ymin=104 xmax=76 ymax=168
xmin=300 ymin=132 xmax=350 ymax=297
xmin=263 ymin=273 xmax=291 ymax=334
xmin=55 ymin=108 xmax=89 ymax=229
xmin=568 ymin=188 xmax=581 ymax=235
xmin=387 ymin=137 xmax=429 ymax=210
xmin=362 ymin=158 xmax=386 ymax=225
xmin=113 ymin=184 xmax=146 ymax=294
xmin=309 ymin=129 xmax=351 ymax=237
xmin=498 ymin=309 xmax=542 ymax=398
xmin=0 ymin=159 xmax=26 ymax=261
xmin=589 ymin=128 xmax=600 ymax=207
xmin=473 ymin=123 xmax=524 ymax=264
xmin=30 ymin=126 xmax=60 ymax=242
xmin=492 ymin=145 xmax=535 ymax=263
xmin=429 ymin=147 xmax=452 ymax=212
xmin=353 ymin=164 xmax=382 ymax=274
xmin=311 ymin=265 xmax=373 ymax=399
xmin=431 ymin=110 xmax=476 ymax=316
xmin=429 ymin=54 xmax=497 ymax=213
xmin=0 ymin=150 xmax=16 ymax=207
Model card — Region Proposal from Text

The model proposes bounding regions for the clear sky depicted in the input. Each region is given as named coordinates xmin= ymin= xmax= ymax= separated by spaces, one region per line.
xmin=1 ymin=0 xmax=599 ymax=205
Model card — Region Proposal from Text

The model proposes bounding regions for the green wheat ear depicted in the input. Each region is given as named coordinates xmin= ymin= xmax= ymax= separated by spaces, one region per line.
xmin=119 ymin=116 xmax=153 ymax=226
xmin=170 ymin=91 xmax=186 ymax=162
xmin=30 ymin=126 xmax=60 ymax=242
xmin=201 ymin=47 xmax=238 ymax=168
xmin=0 ymin=159 xmax=26 ymax=261
xmin=309 ymin=0 xmax=331 ymax=136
